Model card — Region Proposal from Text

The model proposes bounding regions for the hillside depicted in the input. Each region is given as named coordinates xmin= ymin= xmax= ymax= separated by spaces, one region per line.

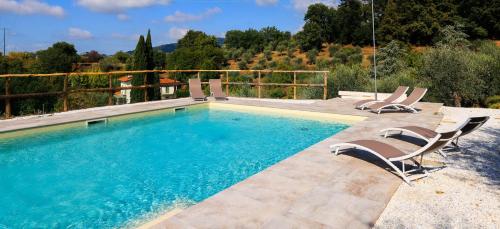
xmin=227 ymin=44 xmax=371 ymax=70
xmin=153 ymin=38 xmax=225 ymax=53
xmin=226 ymin=43 xmax=434 ymax=70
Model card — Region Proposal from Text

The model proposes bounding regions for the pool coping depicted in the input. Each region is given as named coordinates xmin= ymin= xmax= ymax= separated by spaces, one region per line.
xmin=0 ymin=98 xmax=444 ymax=228
xmin=0 ymin=98 xmax=206 ymax=134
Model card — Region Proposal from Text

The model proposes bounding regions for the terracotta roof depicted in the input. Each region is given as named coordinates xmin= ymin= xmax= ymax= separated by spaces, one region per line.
xmin=118 ymin=75 xmax=178 ymax=84
xmin=118 ymin=75 xmax=132 ymax=82
xmin=160 ymin=78 xmax=179 ymax=84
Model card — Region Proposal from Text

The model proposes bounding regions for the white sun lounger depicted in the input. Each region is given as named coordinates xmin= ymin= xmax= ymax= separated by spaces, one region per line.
xmin=354 ymin=86 xmax=409 ymax=110
xmin=368 ymin=87 xmax=427 ymax=114
xmin=330 ymin=130 xmax=459 ymax=185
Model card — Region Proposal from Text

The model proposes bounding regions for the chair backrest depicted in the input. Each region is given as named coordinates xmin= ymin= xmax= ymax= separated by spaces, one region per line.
xmin=189 ymin=78 xmax=205 ymax=99
xmin=209 ymin=79 xmax=225 ymax=98
xmin=383 ymin=86 xmax=409 ymax=103
xmin=405 ymin=130 xmax=460 ymax=159
xmin=458 ymin=116 xmax=490 ymax=137
xmin=401 ymin=87 xmax=427 ymax=106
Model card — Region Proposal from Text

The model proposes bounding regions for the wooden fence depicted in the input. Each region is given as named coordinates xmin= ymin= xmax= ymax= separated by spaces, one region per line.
xmin=0 ymin=70 xmax=329 ymax=119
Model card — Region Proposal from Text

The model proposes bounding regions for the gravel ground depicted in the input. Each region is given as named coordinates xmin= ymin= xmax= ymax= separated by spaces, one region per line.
xmin=374 ymin=107 xmax=500 ymax=229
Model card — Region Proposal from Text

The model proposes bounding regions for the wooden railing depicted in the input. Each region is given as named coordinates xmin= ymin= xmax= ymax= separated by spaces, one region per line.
xmin=0 ymin=70 xmax=329 ymax=119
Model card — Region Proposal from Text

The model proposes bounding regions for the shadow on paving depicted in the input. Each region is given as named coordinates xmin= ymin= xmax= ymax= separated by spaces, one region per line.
xmin=445 ymin=126 xmax=500 ymax=187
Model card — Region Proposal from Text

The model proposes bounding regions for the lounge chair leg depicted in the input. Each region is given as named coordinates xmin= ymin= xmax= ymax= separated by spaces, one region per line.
xmin=438 ymin=149 xmax=447 ymax=158
xmin=383 ymin=160 xmax=412 ymax=185
xmin=453 ymin=137 xmax=460 ymax=148
xmin=397 ymin=162 xmax=412 ymax=185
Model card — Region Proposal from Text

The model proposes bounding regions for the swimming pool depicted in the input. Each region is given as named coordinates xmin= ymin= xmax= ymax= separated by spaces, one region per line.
xmin=0 ymin=104 xmax=349 ymax=228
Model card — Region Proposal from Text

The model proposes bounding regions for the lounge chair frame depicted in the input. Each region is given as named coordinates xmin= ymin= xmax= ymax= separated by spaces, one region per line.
xmin=209 ymin=79 xmax=228 ymax=100
xmin=370 ymin=88 xmax=428 ymax=114
xmin=330 ymin=130 xmax=459 ymax=185
xmin=355 ymin=86 xmax=409 ymax=110
xmin=188 ymin=78 xmax=207 ymax=101
xmin=380 ymin=116 xmax=489 ymax=155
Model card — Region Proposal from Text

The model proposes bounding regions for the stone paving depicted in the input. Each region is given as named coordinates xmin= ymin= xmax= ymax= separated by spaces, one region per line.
xmin=0 ymin=97 xmax=444 ymax=228
xmin=149 ymin=98 xmax=443 ymax=229
xmin=0 ymin=98 xmax=204 ymax=133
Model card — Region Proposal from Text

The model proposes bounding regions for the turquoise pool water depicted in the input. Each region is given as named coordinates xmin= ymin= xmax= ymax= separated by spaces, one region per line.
xmin=0 ymin=106 xmax=349 ymax=228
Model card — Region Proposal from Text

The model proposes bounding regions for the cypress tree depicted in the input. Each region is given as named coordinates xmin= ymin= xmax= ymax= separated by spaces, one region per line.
xmin=131 ymin=35 xmax=147 ymax=103
xmin=145 ymin=30 xmax=161 ymax=100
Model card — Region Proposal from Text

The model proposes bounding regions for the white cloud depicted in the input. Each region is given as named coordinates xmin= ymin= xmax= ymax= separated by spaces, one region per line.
xmin=256 ymin=0 xmax=278 ymax=6
xmin=291 ymin=0 xmax=335 ymax=11
xmin=0 ymin=0 xmax=64 ymax=17
xmin=168 ymin=27 xmax=188 ymax=41
xmin=116 ymin=13 xmax=129 ymax=21
xmin=164 ymin=7 xmax=222 ymax=23
xmin=111 ymin=32 xmax=140 ymax=41
xmin=76 ymin=0 xmax=171 ymax=13
xmin=68 ymin=27 xmax=93 ymax=40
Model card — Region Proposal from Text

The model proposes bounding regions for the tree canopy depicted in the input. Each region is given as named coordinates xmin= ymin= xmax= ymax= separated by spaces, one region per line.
xmin=225 ymin=27 xmax=291 ymax=51
xmin=167 ymin=30 xmax=225 ymax=71
xmin=35 ymin=42 xmax=80 ymax=73
xmin=295 ymin=0 xmax=500 ymax=51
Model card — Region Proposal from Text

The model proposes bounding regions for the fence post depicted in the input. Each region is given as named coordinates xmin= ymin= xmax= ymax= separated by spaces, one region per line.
xmin=323 ymin=72 xmax=328 ymax=100
xmin=63 ymin=74 xmax=68 ymax=112
xmin=197 ymin=72 xmax=200 ymax=80
xmin=225 ymin=71 xmax=229 ymax=96
xmin=143 ymin=73 xmax=148 ymax=102
xmin=293 ymin=72 xmax=297 ymax=100
xmin=258 ymin=71 xmax=261 ymax=98
xmin=5 ymin=77 xmax=11 ymax=119
xmin=108 ymin=74 xmax=113 ymax=106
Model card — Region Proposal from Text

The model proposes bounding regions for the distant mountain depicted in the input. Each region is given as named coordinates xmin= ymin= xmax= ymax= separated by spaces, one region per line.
xmin=130 ymin=38 xmax=225 ymax=54
xmin=154 ymin=43 xmax=177 ymax=53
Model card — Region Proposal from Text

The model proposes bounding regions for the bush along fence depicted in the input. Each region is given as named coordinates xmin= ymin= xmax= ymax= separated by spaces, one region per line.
xmin=0 ymin=70 xmax=330 ymax=119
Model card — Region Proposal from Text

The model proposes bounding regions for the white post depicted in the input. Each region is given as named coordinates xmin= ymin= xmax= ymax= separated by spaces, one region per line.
xmin=371 ymin=0 xmax=378 ymax=101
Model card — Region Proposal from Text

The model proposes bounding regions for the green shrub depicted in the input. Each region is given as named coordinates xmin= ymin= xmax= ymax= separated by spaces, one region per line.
xmin=267 ymin=61 xmax=277 ymax=69
xmin=264 ymin=49 xmax=272 ymax=61
xmin=294 ymin=58 xmax=303 ymax=65
xmin=276 ymin=43 xmax=287 ymax=55
xmin=485 ymin=95 xmax=500 ymax=109
xmin=333 ymin=46 xmax=362 ymax=65
xmin=238 ymin=60 xmax=249 ymax=70
xmin=267 ymin=87 xmax=287 ymax=98
xmin=332 ymin=64 xmax=370 ymax=96
xmin=377 ymin=41 xmax=408 ymax=77
xmin=242 ymin=52 xmax=253 ymax=62
xmin=306 ymin=49 xmax=318 ymax=64
xmin=420 ymin=47 xmax=488 ymax=106
xmin=283 ymin=57 xmax=291 ymax=66
xmin=376 ymin=68 xmax=421 ymax=93
xmin=99 ymin=56 xmax=122 ymax=72
xmin=175 ymin=87 xmax=190 ymax=98
xmin=258 ymin=57 xmax=267 ymax=66
xmin=298 ymin=75 xmax=322 ymax=99
xmin=316 ymin=58 xmax=331 ymax=70
xmin=328 ymin=44 xmax=341 ymax=57
xmin=287 ymin=48 xmax=295 ymax=58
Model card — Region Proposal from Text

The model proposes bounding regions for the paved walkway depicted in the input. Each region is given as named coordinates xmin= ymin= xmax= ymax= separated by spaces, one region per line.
xmin=0 ymin=98 xmax=444 ymax=228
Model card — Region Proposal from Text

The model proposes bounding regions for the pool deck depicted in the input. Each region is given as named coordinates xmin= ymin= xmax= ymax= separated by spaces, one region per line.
xmin=0 ymin=97 xmax=444 ymax=228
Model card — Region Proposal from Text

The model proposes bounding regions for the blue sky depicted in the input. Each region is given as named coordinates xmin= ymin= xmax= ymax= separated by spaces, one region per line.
xmin=0 ymin=0 xmax=336 ymax=54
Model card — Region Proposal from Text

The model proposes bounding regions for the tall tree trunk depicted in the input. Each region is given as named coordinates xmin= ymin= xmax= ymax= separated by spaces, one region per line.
xmin=453 ymin=91 xmax=462 ymax=107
